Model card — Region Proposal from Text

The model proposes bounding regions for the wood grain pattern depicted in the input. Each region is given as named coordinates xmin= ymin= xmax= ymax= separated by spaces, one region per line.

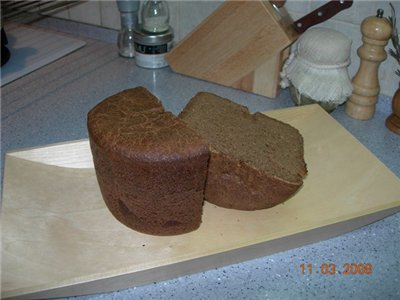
xmin=232 ymin=49 xmax=289 ymax=98
xmin=165 ymin=1 xmax=298 ymax=98
xmin=2 ymin=105 xmax=400 ymax=300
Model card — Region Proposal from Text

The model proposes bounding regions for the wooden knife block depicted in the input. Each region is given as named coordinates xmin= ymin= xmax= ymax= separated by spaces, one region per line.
xmin=165 ymin=0 xmax=299 ymax=98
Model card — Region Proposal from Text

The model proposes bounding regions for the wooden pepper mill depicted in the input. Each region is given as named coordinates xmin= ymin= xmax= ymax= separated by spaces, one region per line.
xmin=345 ymin=9 xmax=392 ymax=120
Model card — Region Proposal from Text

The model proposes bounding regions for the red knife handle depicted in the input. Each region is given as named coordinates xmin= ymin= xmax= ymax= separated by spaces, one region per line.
xmin=294 ymin=0 xmax=353 ymax=33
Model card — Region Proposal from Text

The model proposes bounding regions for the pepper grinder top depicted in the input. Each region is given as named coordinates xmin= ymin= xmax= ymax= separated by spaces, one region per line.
xmin=362 ymin=9 xmax=391 ymax=47
xmin=345 ymin=9 xmax=392 ymax=120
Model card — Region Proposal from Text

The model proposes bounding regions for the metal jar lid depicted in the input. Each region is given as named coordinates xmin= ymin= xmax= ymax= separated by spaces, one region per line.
xmin=133 ymin=26 xmax=174 ymax=46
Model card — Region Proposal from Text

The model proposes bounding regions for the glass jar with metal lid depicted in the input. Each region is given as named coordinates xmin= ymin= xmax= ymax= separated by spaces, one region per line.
xmin=133 ymin=26 xmax=174 ymax=69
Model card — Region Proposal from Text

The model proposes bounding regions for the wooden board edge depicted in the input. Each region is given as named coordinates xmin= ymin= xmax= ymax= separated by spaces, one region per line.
xmin=5 ymin=139 xmax=89 ymax=157
xmin=3 ymin=206 xmax=399 ymax=300
xmin=5 ymin=139 xmax=92 ymax=168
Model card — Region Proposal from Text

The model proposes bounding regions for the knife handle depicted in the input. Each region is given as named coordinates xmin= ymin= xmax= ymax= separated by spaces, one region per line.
xmin=294 ymin=0 xmax=353 ymax=33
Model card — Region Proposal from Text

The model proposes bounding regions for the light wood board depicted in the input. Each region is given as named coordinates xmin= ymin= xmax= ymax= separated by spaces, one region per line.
xmin=2 ymin=105 xmax=400 ymax=300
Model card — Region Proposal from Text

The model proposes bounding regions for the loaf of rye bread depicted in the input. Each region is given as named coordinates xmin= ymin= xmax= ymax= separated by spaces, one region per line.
xmin=179 ymin=92 xmax=307 ymax=210
xmin=87 ymin=87 xmax=210 ymax=235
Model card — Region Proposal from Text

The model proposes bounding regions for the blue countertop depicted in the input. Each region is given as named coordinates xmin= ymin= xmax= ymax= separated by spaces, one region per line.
xmin=1 ymin=31 xmax=399 ymax=300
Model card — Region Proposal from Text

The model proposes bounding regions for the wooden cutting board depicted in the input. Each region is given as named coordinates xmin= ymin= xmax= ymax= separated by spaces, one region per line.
xmin=2 ymin=105 xmax=400 ymax=300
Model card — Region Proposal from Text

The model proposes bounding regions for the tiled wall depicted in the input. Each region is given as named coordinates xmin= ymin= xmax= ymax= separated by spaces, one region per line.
xmin=49 ymin=0 xmax=399 ymax=97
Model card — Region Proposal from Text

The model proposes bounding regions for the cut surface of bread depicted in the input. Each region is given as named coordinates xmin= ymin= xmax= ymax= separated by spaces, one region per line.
xmin=87 ymin=87 xmax=210 ymax=235
xmin=179 ymin=92 xmax=307 ymax=210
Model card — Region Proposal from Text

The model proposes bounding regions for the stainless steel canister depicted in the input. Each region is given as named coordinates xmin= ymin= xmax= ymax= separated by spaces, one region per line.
xmin=133 ymin=26 xmax=174 ymax=69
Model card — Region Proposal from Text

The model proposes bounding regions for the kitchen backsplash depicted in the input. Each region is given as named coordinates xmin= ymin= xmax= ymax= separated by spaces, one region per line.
xmin=47 ymin=0 xmax=399 ymax=98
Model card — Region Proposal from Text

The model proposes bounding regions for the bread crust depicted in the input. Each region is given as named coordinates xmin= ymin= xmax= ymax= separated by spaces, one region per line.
xmin=87 ymin=87 xmax=210 ymax=235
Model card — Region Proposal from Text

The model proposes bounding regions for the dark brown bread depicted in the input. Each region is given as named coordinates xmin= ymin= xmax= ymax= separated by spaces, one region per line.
xmin=179 ymin=92 xmax=307 ymax=210
xmin=87 ymin=87 xmax=210 ymax=235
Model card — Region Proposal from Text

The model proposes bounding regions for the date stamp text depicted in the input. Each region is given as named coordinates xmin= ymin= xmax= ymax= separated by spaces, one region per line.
xmin=300 ymin=263 xmax=373 ymax=275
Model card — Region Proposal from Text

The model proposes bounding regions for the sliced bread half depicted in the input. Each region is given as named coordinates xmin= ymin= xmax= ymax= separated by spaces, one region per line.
xmin=179 ymin=92 xmax=307 ymax=210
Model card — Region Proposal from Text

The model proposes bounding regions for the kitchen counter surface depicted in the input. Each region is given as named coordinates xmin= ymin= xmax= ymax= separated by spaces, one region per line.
xmin=1 ymin=31 xmax=399 ymax=300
